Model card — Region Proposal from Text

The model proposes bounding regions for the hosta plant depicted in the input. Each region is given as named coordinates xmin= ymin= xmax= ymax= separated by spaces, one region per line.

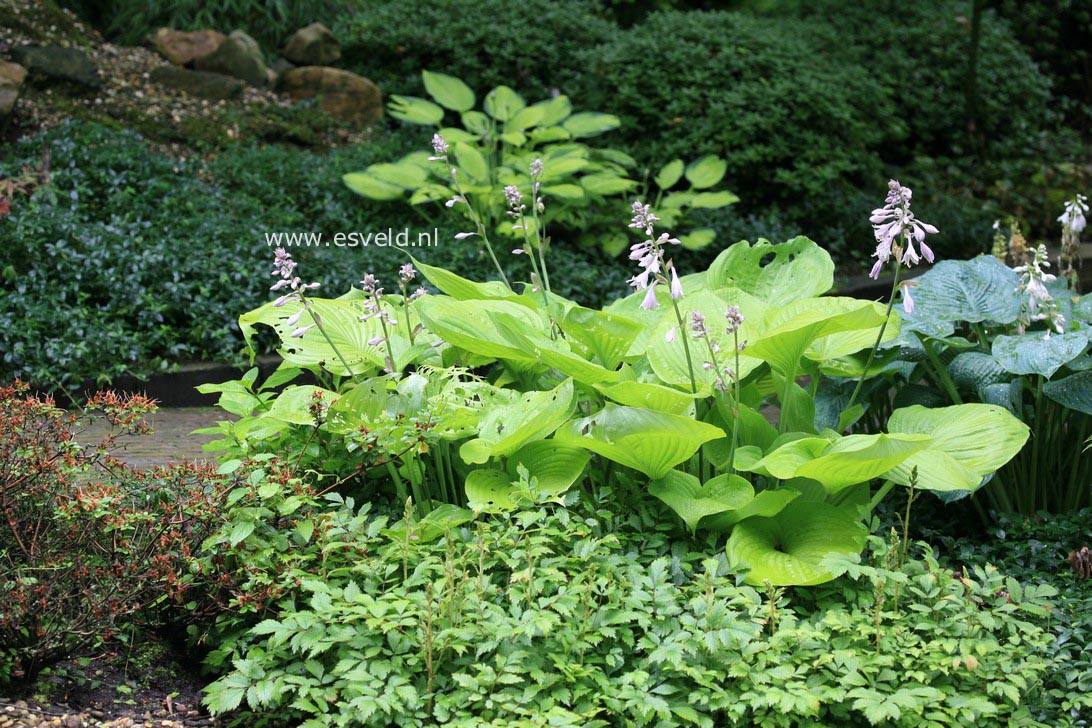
xmin=343 ymin=70 xmax=738 ymax=257
xmin=207 ymin=166 xmax=1030 ymax=587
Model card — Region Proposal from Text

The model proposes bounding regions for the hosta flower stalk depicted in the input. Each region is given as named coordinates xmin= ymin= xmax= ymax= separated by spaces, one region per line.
xmin=1058 ymin=193 xmax=1087 ymax=288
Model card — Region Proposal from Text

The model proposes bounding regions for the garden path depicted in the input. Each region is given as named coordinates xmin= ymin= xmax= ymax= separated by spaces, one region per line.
xmin=78 ymin=408 xmax=225 ymax=469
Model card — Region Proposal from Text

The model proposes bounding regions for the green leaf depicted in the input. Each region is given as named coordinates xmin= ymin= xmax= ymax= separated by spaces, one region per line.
xmin=460 ymin=379 xmax=575 ymax=464
xmin=560 ymin=306 xmax=644 ymax=369
xmin=655 ymin=159 xmax=685 ymax=189
xmin=262 ymin=385 xmax=339 ymax=425
xmin=556 ymin=404 xmax=724 ymax=478
xmin=454 ymin=142 xmax=490 ymax=183
xmin=679 ymin=228 xmax=716 ymax=251
xmin=580 ymin=173 xmax=636 ymax=196
xmin=366 ymin=162 xmax=429 ymax=190
xmin=649 ymin=470 xmax=754 ymax=533
xmin=726 ymin=501 xmax=868 ymax=586
xmin=342 ymin=171 xmax=405 ymax=201
xmin=529 ymin=95 xmax=572 ymax=126
xmin=410 ymin=257 xmax=516 ymax=301
xmin=464 ymin=469 xmax=515 ymax=511
xmin=594 ymin=380 xmax=696 ymax=415
xmin=706 ymin=237 xmax=834 ymax=306
xmin=684 ymin=155 xmax=728 ymax=189
xmin=506 ymin=104 xmax=547 ymax=132
xmin=483 ymin=85 xmax=526 ymax=121
xmin=562 ymin=112 xmax=621 ymax=138
xmin=900 ymin=257 xmax=1024 ymax=340
xmin=461 ymin=110 xmax=490 ymax=134
xmin=992 ymin=330 xmax=1089 ymax=379
xmin=507 ymin=440 xmax=591 ymax=500
xmin=229 ymin=520 xmax=255 ymax=547
xmin=414 ymin=296 xmax=545 ymax=362
xmin=1043 ymin=370 xmax=1092 ymax=415
xmin=735 ymin=433 xmax=931 ymax=492
xmin=422 ymin=70 xmax=475 ymax=111
xmin=388 ymin=95 xmax=445 ymax=125
xmin=947 ymin=351 xmax=1010 ymax=391
xmin=701 ymin=489 xmax=800 ymax=533
xmin=688 ymin=190 xmax=739 ymax=209
xmin=541 ymin=183 xmax=585 ymax=200
xmin=884 ymin=404 xmax=1031 ymax=492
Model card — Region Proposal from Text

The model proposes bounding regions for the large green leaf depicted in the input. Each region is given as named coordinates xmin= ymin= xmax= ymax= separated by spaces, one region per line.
xmin=735 ymin=433 xmax=931 ymax=492
xmin=262 ymin=385 xmax=340 ymax=425
xmin=884 ymin=404 xmax=1030 ymax=492
xmin=422 ymin=70 xmax=475 ymax=111
xmin=483 ymin=85 xmax=525 ymax=121
xmin=560 ymin=306 xmax=644 ymax=369
xmin=594 ymin=380 xmax=696 ymax=415
xmin=900 ymin=257 xmax=1024 ymax=340
xmin=562 ymin=112 xmax=621 ymax=137
xmin=493 ymin=318 xmax=622 ymax=385
xmin=388 ymin=95 xmax=445 ymax=125
xmin=414 ymin=296 xmax=545 ymax=362
xmin=508 ymin=440 xmax=591 ymax=500
xmin=342 ymin=171 xmax=405 ymax=201
xmin=992 ymin=330 xmax=1089 ymax=379
xmin=684 ymin=155 xmax=728 ymax=189
xmin=746 ymin=298 xmax=887 ymax=375
xmin=556 ymin=404 xmax=724 ymax=479
xmin=701 ymin=488 xmax=800 ymax=533
xmin=465 ymin=469 xmax=515 ymax=511
xmin=1043 ymin=370 xmax=1092 ymax=415
xmin=706 ymin=237 xmax=834 ymax=306
xmin=726 ymin=501 xmax=868 ymax=586
xmin=460 ymin=379 xmax=574 ymax=464
xmin=410 ymin=258 xmax=518 ymax=302
xmin=454 ymin=142 xmax=490 ymax=183
xmin=655 ymin=159 xmax=685 ymax=189
xmin=947 ymin=351 xmax=1010 ymax=391
xmin=649 ymin=470 xmax=754 ymax=533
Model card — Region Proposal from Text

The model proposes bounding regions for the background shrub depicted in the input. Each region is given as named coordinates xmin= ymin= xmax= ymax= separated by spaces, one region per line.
xmin=337 ymin=0 xmax=616 ymax=100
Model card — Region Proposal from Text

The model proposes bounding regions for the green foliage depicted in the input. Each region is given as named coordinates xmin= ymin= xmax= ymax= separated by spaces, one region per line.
xmin=853 ymin=254 xmax=1092 ymax=515
xmin=338 ymin=0 xmax=615 ymax=100
xmin=345 ymin=71 xmax=738 ymax=256
xmin=201 ymin=486 xmax=1060 ymax=726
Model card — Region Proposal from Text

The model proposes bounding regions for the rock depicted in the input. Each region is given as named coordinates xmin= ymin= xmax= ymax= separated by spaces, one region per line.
xmin=265 ymin=67 xmax=277 ymax=87
xmin=150 ymin=65 xmax=244 ymax=100
xmin=277 ymin=66 xmax=382 ymax=127
xmin=0 ymin=61 xmax=26 ymax=121
xmin=11 ymin=45 xmax=100 ymax=88
xmin=194 ymin=30 xmax=267 ymax=87
xmin=147 ymin=28 xmax=225 ymax=66
xmin=271 ymin=57 xmax=295 ymax=76
xmin=283 ymin=23 xmax=340 ymax=66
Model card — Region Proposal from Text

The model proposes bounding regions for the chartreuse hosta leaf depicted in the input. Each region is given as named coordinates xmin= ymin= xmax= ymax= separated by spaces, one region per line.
xmin=241 ymin=298 xmax=420 ymax=376
xmin=746 ymin=297 xmax=888 ymax=376
xmin=556 ymin=404 xmax=724 ymax=479
xmin=465 ymin=440 xmax=592 ymax=510
xmin=701 ymin=488 xmax=801 ymax=533
xmin=883 ymin=404 xmax=1030 ymax=492
xmin=726 ymin=501 xmax=868 ymax=586
xmin=409 ymin=258 xmax=523 ymax=303
xmin=460 ymin=379 xmax=575 ymax=464
xmin=734 ymin=433 xmax=931 ymax=492
xmin=649 ymin=470 xmax=753 ymax=533
xmin=422 ymin=70 xmax=475 ymax=112
xmin=262 ymin=385 xmax=340 ymax=425
xmin=594 ymin=380 xmax=697 ymax=415
xmin=560 ymin=306 xmax=644 ymax=369
xmin=492 ymin=320 xmax=622 ymax=385
xmin=414 ymin=296 xmax=546 ymax=362
xmin=483 ymin=85 xmax=525 ymax=121
xmin=705 ymin=237 xmax=834 ymax=307
xmin=388 ymin=95 xmax=445 ymax=125
xmin=645 ymin=289 xmax=770 ymax=393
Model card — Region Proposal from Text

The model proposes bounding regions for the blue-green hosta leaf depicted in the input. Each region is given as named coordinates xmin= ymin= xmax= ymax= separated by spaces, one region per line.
xmin=735 ymin=433 xmax=930 ymax=492
xmin=684 ymin=155 xmax=727 ymax=189
xmin=884 ymin=404 xmax=1030 ymax=492
xmin=460 ymin=379 xmax=574 ymax=464
xmin=388 ymin=95 xmax=445 ymax=125
xmin=262 ymin=385 xmax=340 ymax=425
xmin=948 ymin=351 xmax=1010 ymax=391
xmin=746 ymin=298 xmax=887 ymax=375
xmin=414 ymin=296 xmax=546 ymax=362
xmin=508 ymin=440 xmax=591 ymax=501
xmin=649 ymin=470 xmax=754 ymax=533
xmin=978 ymin=379 xmax=1024 ymax=414
xmin=421 ymin=70 xmax=475 ymax=111
xmin=483 ymin=85 xmax=525 ymax=121
xmin=562 ymin=112 xmax=621 ymax=137
xmin=556 ymin=404 xmax=724 ymax=479
xmin=655 ymin=159 xmax=685 ymax=189
xmin=1043 ymin=370 xmax=1092 ymax=415
xmin=726 ymin=501 xmax=868 ymax=586
xmin=645 ymin=289 xmax=770 ymax=393
xmin=900 ymin=257 xmax=1024 ymax=338
xmin=992 ymin=330 xmax=1089 ymax=379
xmin=706 ymin=237 xmax=834 ymax=306
xmin=594 ymin=380 xmax=696 ymax=415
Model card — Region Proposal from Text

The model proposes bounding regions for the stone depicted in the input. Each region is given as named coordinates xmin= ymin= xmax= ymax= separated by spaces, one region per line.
xmin=147 ymin=28 xmax=225 ymax=66
xmin=271 ymin=57 xmax=295 ymax=76
xmin=283 ymin=22 xmax=340 ymax=66
xmin=0 ymin=61 xmax=26 ymax=121
xmin=10 ymin=44 xmax=100 ymax=88
xmin=194 ymin=29 xmax=267 ymax=87
xmin=277 ymin=66 xmax=382 ymax=127
xmin=150 ymin=65 xmax=243 ymax=100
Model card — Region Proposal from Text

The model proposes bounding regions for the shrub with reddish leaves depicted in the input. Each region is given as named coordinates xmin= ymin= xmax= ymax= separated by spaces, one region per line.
xmin=0 ymin=382 xmax=234 ymax=683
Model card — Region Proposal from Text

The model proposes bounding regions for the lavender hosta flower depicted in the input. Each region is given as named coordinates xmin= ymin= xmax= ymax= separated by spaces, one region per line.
xmin=665 ymin=326 xmax=678 ymax=343
xmin=399 ymin=264 xmax=417 ymax=285
xmin=724 ymin=306 xmax=744 ymax=335
xmin=505 ymin=185 xmax=523 ymax=210
xmin=530 ymin=158 xmax=544 ymax=179
xmin=411 ymin=287 xmax=428 ymax=300
xmin=269 ymin=247 xmax=320 ymax=307
xmin=1014 ymin=244 xmax=1066 ymax=335
xmin=429 ymin=133 xmax=449 ymax=161
xmin=669 ymin=267 xmax=684 ymax=300
xmin=629 ymin=201 xmax=660 ymax=237
xmin=454 ymin=231 xmax=478 ymax=240
xmin=869 ymin=180 xmax=938 ymax=279
xmin=1059 ymin=194 xmax=1088 ymax=234
xmin=899 ymin=281 xmax=917 ymax=315
xmin=627 ymin=202 xmax=682 ymax=310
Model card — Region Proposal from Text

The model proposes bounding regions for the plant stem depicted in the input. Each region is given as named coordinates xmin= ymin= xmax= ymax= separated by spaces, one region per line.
xmin=450 ymin=174 xmax=509 ymax=287
xmin=670 ymin=298 xmax=698 ymax=395
xmin=303 ymin=300 xmax=357 ymax=380
xmin=846 ymin=266 xmax=902 ymax=413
